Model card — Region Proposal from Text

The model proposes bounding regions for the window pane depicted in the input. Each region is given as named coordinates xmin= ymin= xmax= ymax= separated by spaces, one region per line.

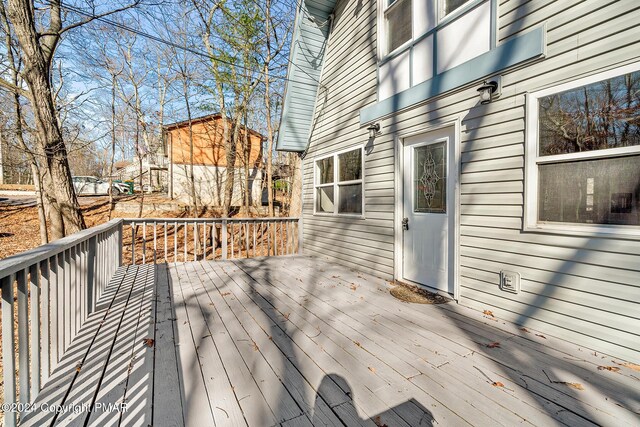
xmin=538 ymin=155 xmax=640 ymax=225
xmin=386 ymin=0 xmax=412 ymax=53
xmin=414 ymin=142 xmax=447 ymax=213
xmin=316 ymin=157 xmax=334 ymax=184
xmin=445 ymin=0 xmax=470 ymax=15
xmin=338 ymin=149 xmax=362 ymax=182
xmin=539 ymin=71 xmax=640 ymax=156
xmin=338 ymin=184 xmax=362 ymax=214
xmin=316 ymin=187 xmax=334 ymax=213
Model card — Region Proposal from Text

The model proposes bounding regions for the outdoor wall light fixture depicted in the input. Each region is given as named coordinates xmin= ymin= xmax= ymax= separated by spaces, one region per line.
xmin=367 ymin=122 xmax=380 ymax=139
xmin=477 ymin=76 xmax=502 ymax=104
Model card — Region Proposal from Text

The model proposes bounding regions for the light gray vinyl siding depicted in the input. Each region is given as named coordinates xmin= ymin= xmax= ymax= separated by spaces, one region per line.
xmin=302 ymin=0 xmax=640 ymax=361
xmin=301 ymin=0 xmax=389 ymax=278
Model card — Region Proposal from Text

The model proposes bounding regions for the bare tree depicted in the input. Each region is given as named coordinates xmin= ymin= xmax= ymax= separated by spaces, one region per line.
xmin=1 ymin=0 xmax=140 ymax=238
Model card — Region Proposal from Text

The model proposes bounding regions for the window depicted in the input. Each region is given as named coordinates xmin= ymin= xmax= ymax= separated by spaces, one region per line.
xmin=443 ymin=0 xmax=471 ymax=16
xmin=384 ymin=0 xmax=412 ymax=55
xmin=378 ymin=0 xmax=491 ymax=100
xmin=526 ymin=64 xmax=640 ymax=234
xmin=314 ymin=148 xmax=364 ymax=216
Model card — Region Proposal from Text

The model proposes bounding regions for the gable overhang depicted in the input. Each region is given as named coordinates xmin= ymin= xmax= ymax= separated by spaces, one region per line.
xmin=276 ymin=0 xmax=336 ymax=152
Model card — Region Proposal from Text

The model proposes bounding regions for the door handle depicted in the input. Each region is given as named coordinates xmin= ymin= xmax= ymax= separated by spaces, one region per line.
xmin=402 ymin=217 xmax=409 ymax=230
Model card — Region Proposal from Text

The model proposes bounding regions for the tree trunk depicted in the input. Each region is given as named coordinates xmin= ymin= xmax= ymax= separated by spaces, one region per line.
xmin=8 ymin=0 xmax=85 ymax=239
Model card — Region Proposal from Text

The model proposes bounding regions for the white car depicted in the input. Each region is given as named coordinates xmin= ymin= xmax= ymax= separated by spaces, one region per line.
xmin=72 ymin=176 xmax=129 ymax=196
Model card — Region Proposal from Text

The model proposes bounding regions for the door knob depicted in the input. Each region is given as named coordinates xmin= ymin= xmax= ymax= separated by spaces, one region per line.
xmin=402 ymin=217 xmax=409 ymax=230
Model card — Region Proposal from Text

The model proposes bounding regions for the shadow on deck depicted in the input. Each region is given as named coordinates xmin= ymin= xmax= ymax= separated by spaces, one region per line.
xmin=22 ymin=256 xmax=640 ymax=426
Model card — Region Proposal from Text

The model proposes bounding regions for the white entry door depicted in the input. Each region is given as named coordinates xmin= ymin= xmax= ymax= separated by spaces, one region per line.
xmin=402 ymin=127 xmax=456 ymax=294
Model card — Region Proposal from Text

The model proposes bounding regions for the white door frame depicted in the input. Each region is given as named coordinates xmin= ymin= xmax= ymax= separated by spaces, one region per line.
xmin=394 ymin=119 xmax=461 ymax=301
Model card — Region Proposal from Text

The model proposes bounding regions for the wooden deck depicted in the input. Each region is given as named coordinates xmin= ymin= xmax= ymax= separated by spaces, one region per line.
xmin=22 ymin=256 xmax=640 ymax=426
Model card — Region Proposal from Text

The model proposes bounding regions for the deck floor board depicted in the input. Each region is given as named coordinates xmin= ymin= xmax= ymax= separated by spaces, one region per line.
xmin=24 ymin=256 xmax=640 ymax=427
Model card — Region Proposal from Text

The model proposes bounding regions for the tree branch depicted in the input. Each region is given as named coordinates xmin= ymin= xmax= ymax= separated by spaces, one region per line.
xmin=59 ymin=1 xmax=142 ymax=35
xmin=0 ymin=76 xmax=29 ymax=97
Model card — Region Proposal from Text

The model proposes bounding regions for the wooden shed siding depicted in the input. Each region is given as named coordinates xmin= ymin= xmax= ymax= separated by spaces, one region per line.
xmin=168 ymin=118 xmax=262 ymax=168
xmin=301 ymin=0 xmax=640 ymax=360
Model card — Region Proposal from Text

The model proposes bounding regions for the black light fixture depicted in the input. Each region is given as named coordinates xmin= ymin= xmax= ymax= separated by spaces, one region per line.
xmin=367 ymin=122 xmax=380 ymax=139
xmin=477 ymin=76 xmax=502 ymax=105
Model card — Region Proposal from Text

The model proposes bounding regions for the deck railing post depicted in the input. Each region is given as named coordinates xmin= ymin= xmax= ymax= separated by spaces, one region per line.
xmin=87 ymin=235 xmax=96 ymax=315
xmin=222 ymin=219 xmax=228 ymax=260
xmin=118 ymin=220 xmax=123 ymax=267
xmin=297 ymin=218 xmax=303 ymax=255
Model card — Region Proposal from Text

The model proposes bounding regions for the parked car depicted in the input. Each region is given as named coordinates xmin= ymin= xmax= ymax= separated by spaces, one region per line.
xmin=72 ymin=176 xmax=130 ymax=196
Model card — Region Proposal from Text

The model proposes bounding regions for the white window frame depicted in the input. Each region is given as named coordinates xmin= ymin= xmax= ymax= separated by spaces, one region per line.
xmin=313 ymin=146 xmax=365 ymax=217
xmin=377 ymin=0 xmax=482 ymax=59
xmin=524 ymin=62 xmax=640 ymax=237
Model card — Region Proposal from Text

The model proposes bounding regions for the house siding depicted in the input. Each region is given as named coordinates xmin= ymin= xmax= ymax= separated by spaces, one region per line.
xmin=302 ymin=0 xmax=640 ymax=361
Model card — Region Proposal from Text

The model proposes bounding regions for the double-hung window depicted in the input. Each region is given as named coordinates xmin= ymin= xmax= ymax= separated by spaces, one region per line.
xmin=525 ymin=63 xmax=640 ymax=235
xmin=383 ymin=0 xmax=413 ymax=56
xmin=314 ymin=148 xmax=364 ymax=216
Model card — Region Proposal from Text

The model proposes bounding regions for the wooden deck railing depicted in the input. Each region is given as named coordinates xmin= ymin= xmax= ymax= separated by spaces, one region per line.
xmin=0 ymin=216 xmax=299 ymax=426
xmin=0 ymin=219 xmax=122 ymax=427
xmin=124 ymin=218 xmax=300 ymax=265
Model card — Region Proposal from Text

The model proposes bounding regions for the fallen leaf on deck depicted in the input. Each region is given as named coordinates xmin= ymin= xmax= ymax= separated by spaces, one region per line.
xmin=283 ymin=312 xmax=290 ymax=320
xmin=566 ymin=382 xmax=585 ymax=390
xmin=597 ymin=366 xmax=620 ymax=372
xmin=535 ymin=334 xmax=547 ymax=339
xmin=76 ymin=364 xmax=82 ymax=372
xmin=612 ymin=361 xmax=640 ymax=372
xmin=350 ymin=283 xmax=359 ymax=291
xmin=252 ymin=341 xmax=259 ymax=351
xmin=143 ymin=338 xmax=155 ymax=347
xmin=368 ymin=366 xmax=376 ymax=373
xmin=354 ymin=341 xmax=361 ymax=347
xmin=492 ymin=381 xmax=504 ymax=387
xmin=519 ymin=327 xmax=530 ymax=333
xmin=483 ymin=310 xmax=494 ymax=317
xmin=486 ymin=342 xmax=501 ymax=348
xmin=374 ymin=416 xmax=389 ymax=427
xmin=221 ymin=292 xmax=231 ymax=297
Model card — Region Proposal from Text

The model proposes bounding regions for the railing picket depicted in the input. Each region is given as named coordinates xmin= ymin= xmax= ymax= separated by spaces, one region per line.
xmin=70 ymin=246 xmax=77 ymax=342
xmin=222 ymin=220 xmax=228 ymax=260
xmin=1 ymin=274 xmax=17 ymax=427
xmin=64 ymin=249 xmax=71 ymax=351
xmin=202 ymin=222 xmax=207 ymax=260
xmin=29 ymin=263 xmax=41 ymax=396
xmin=142 ymin=222 xmax=147 ymax=264
xmin=52 ymin=254 xmax=61 ymax=365
xmin=193 ymin=222 xmax=197 ymax=261
xmin=252 ymin=222 xmax=256 ymax=258
xmin=17 ymin=268 xmax=30 ymax=406
xmin=154 ymin=221 xmax=157 ymax=264
xmin=183 ymin=223 xmax=187 ymax=262
xmin=164 ymin=222 xmax=168 ymax=262
xmin=245 ymin=222 xmax=250 ymax=258
xmin=230 ymin=222 xmax=234 ymax=259
xmin=174 ymin=222 xmax=178 ymax=263
xmin=40 ymin=259 xmax=50 ymax=382
xmin=87 ymin=236 xmax=96 ymax=315
xmin=131 ymin=223 xmax=136 ymax=265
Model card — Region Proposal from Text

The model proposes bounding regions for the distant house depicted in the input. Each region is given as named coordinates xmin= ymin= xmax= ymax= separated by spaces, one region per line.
xmin=278 ymin=0 xmax=640 ymax=362
xmin=112 ymin=155 xmax=168 ymax=192
xmin=164 ymin=114 xmax=264 ymax=206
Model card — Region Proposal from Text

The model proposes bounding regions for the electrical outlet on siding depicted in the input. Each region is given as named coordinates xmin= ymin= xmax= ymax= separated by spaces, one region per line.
xmin=500 ymin=270 xmax=521 ymax=294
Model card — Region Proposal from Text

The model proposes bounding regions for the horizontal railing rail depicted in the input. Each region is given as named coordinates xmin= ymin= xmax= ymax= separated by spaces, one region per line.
xmin=0 ymin=219 xmax=122 ymax=427
xmin=123 ymin=217 xmax=300 ymax=264
xmin=0 ymin=216 xmax=299 ymax=426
